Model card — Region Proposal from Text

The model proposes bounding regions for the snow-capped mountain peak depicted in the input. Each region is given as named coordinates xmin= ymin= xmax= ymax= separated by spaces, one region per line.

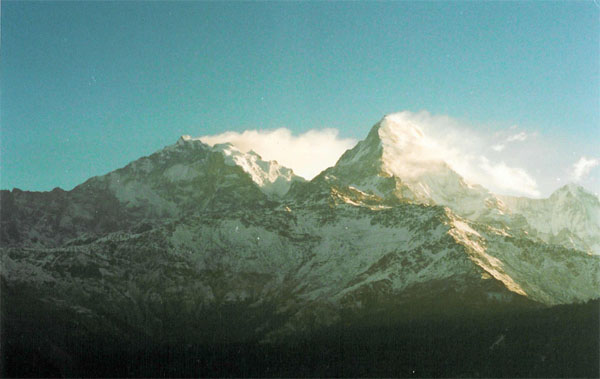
xmin=210 ymin=141 xmax=303 ymax=196
xmin=322 ymin=115 xmax=600 ymax=255
xmin=550 ymin=183 xmax=598 ymax=201
xmin=377 ymin=113 xmax=477 ymax=186
xmin=335 ymin=112 xmax=434 ymax=169
xmin=164 ymin=136 xmax=304 ymax=196
xmin=500 ymin=183 xmax=600 ymax=254
xmin=178 ymin=134 xmax=194 ymax=143
xmin=379 ymin=113 xmax=427 ymax=150
xmin=323 ymin=114 xmax=501 ymax=219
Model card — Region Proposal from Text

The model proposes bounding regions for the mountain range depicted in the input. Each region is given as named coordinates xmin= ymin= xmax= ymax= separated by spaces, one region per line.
xmin=2 ymin=113 xmax=599 ymax=377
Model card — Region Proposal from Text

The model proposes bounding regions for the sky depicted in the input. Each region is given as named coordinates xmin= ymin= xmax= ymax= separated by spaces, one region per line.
xmin=1 ymin=1 xmax=598 ymax=197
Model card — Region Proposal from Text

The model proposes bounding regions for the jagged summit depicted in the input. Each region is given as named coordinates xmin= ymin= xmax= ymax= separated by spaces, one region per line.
xmin=500 ymin=182 xmax=600 ymax=254
xmin=551 ymin=183 xmax=597 ymax=200
xmin=210 ymin=141 xmax=304 ymax=196
xmin=321 ymin=113 xmax=501 ymax=220
xmin=161 ymin=136 xmax=304 ymax=197
xmin=379 ymin=113 xmax=427 ymax=147
xmin=85 ymin=136 xmax=303 ymax=219
xmin=334 ymin=112 xmax=431 ymax=168
xmin=323 ymin=114 xmax=600 ymax=254
xmin=334 ymin=112 xmax=465 ymax=182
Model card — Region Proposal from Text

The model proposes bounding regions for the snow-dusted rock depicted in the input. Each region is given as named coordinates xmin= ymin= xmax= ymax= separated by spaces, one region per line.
xmin=2 ymin=115 xmax=599 ymax=345
xmin=499 ymin=184 xmax=600 ymax=254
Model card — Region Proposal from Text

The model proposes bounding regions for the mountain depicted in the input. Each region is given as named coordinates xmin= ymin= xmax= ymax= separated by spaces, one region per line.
xmin=500 ymin=183 xmax=600 ymax=254
xmin=2 ymin=114 xmax=599 ymax=377
xmin=314 ymin=113 xmax=505 ymax=219
xmin=0 ymin=136 xmax=302 ymax=247
xmin=311 ymin=112 xmax=600 ymax=255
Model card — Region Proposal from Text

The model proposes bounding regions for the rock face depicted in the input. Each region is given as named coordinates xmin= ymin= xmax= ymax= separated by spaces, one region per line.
xmin=2 ymin=114 xmax=599 ymax=375
xmin=319 ymin=113 xmax=504 ymax=219
xmin=0 ymin=137 xmax=302 ymax=248
xmin=499 ymin=183 xmax=600 ymax=254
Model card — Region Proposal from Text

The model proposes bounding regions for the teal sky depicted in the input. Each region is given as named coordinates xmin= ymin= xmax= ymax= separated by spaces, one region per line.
xmin=1 ymin=1 xmax=598 ymax=193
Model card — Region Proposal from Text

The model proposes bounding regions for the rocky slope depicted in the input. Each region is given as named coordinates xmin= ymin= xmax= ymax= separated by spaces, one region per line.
xmin=318 ymin=113 xmax=505 ymax=220
xmin=499 ymin=183 xmax=600 ymax=254
xmin=0 ymin=137 xmax=302 ymax=248
xmin=313 ymin=113 xmax=600 ymax=254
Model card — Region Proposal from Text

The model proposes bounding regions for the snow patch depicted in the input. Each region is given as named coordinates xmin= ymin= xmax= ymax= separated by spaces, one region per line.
xmin=211 ymin=143 xmax=302 ymax=197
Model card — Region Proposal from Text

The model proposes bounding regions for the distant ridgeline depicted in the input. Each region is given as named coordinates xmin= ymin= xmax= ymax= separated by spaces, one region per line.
xmin=2 ymin=114 xmax=599 ymax=377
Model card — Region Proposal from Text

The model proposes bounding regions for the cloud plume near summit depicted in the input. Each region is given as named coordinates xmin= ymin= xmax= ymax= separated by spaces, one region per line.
xmin=199 ymin=111 xmax=598 ymax=198
xmin=200 ymin=128 xmax=357 ymax=180
xmin=377 ymin=111 xmax=541 ymax=197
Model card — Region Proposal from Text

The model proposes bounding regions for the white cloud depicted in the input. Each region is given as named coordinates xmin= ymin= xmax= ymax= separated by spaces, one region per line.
xmin=489 ymin=129 xmax=536 ymax=153
xmin=478 ymin=157 xmax=540 ymax=197
xmin=195 ymin=110 xmax=597 ymax=198
xmin=199 ymin=128 xmax=357 ymax=179
xmin=571 ymin=157 xmax=599 ymax=181
xmin=380 ymin=111 xmax=542 ymax=197
xmin=506 ymin=131 xmax=528 ymax=142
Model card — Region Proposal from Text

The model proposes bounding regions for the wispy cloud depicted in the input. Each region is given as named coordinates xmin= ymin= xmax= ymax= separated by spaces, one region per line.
xmin=571 ymin=156 xmax=599 ymax=182
xmin=506 ymin=131 xmax=529 ymax=142
xmin=382 ymin=111 xmax=541 ymax=197
xmin=200 ymin=128 xmax=357 ymax=179
xmin=478 ymin=157 xmax=540 ymax=197
xmin=196 ymin=111 xmax=596 ymax=198
xmin=490 ymin=129 xmax=535 ymax=153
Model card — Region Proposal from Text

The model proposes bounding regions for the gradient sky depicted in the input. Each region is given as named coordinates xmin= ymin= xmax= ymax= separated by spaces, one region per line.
xmin=1 ymin=1 xmax=598 ymax=195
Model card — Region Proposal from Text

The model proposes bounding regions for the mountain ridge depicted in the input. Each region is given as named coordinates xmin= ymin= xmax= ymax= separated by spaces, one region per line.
xmin=2 ymin=114 xmax=599 ymax=376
